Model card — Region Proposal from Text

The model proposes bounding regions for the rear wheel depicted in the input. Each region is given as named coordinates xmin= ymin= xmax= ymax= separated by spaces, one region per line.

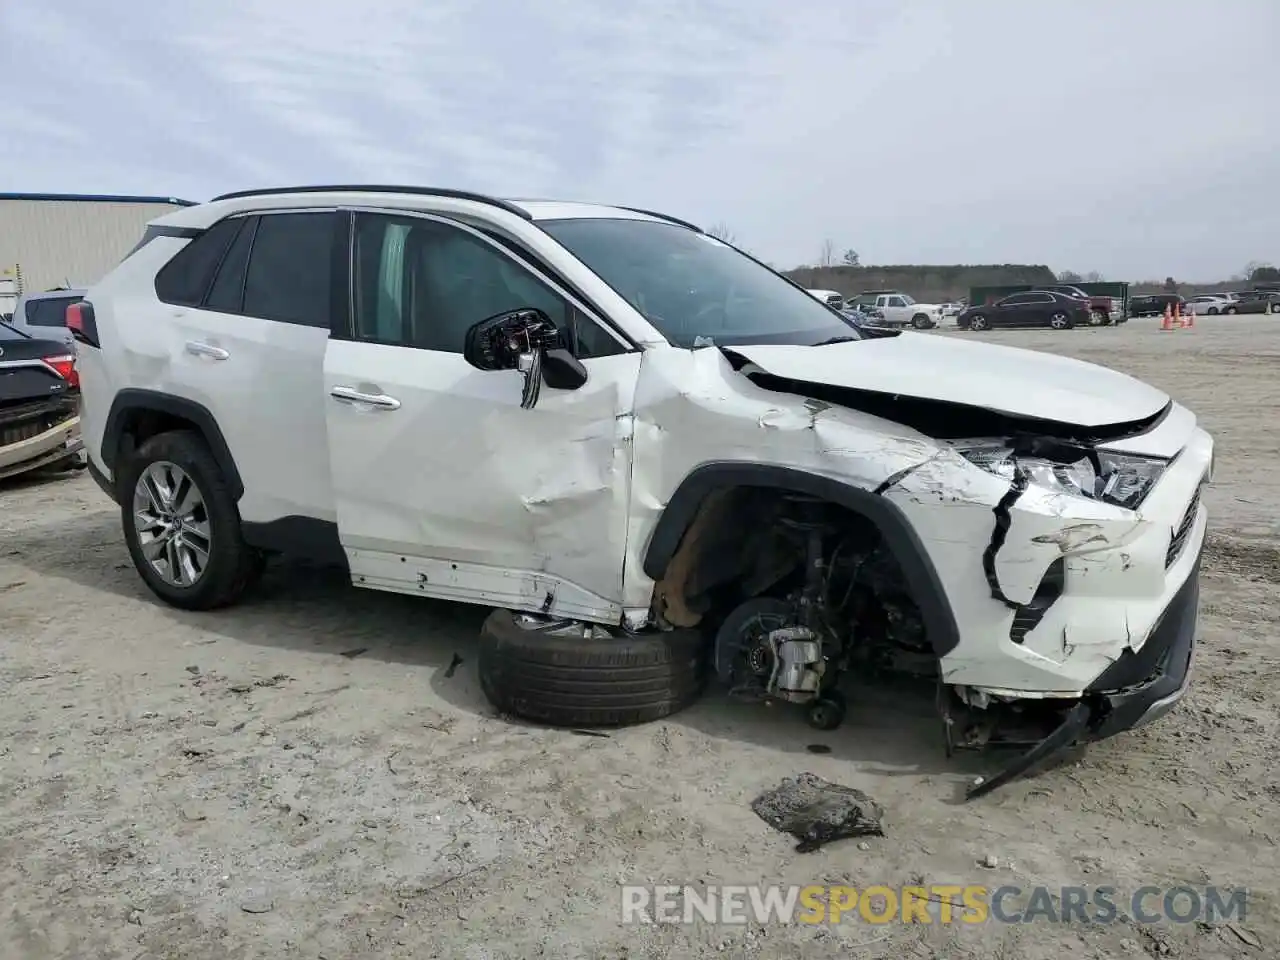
xmin=477 ymin=610 xmax=707 ymax=728
xmin=1089 ymin=310 xmax=1107 ymax=326
xmin=1271 ymin=303 xmax=1280 ymax=314
xmin=1225 ymin=306 xmax=1238 ymax=315
xmin=967 ymin=314 xmax=988 ymax=331
xmin=118 ymin=430 xmax=265 ymax=610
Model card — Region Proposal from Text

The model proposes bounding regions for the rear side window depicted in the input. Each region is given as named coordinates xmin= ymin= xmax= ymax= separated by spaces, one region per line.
xmin=154 ymin=218 xmax=242 ymax=306
xmin=26 ymin=295 xmax=82 ymax=327
xmin=241 ymin=212 xmax=335 ymax=328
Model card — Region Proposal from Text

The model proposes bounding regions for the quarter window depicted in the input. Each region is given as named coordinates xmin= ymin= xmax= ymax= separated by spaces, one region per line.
xmin=204 ymin=217 xmax=257 ymax=314
xmin=154 ymin=217 xmax=242 ymax=306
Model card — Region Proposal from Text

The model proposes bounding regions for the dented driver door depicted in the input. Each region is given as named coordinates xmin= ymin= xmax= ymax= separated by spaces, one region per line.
xmin=323 ymin=209 xmax=641 ymax=622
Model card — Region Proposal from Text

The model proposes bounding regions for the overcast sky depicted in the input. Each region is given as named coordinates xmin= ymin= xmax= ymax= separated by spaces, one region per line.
xmin=2 ymin=0 xmax=1277 ymax=280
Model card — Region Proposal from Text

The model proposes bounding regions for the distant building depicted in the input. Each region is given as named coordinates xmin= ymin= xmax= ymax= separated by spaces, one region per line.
xmin=0 ymin=192 xmax=195 ymax=295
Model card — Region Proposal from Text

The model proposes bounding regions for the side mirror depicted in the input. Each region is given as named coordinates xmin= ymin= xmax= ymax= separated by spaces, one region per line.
xmin=462 ymin=308 xmax=588 ymax=409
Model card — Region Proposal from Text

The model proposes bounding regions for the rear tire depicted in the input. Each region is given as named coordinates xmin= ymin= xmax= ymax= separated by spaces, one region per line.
xmin=477 ymin=609 xmax=707 ymax=727
xmin=1271 ymin=303 xmax=1280 ymax=314
xmin=1089 ymin=310 xmax=1107 ymax=326
xmin=1225 ymin=307 xmax=1238 ymax=315
xmin=118 ymin=430 xmax=264 ymax=610
xmin=967 ymin=315 xmax=988 ymax=331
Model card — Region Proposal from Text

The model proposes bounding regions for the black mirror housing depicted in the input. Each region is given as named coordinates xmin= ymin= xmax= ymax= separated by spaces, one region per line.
xmin=462 ymin=308 xmax=588 ymax=396
xmin=541 ymin=347 xmax=588 ymax=390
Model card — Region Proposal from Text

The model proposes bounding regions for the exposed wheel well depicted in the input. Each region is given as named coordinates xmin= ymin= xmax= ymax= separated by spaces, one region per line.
xmin=102 ymin=389 xmax=243 ymax=500
xmin=642 ymin=463 xmax=961 ymax=659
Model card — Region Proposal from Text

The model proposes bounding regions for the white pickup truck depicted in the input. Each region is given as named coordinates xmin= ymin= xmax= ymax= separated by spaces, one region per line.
xmin=853 ymin=291 xmax=942 ymax=329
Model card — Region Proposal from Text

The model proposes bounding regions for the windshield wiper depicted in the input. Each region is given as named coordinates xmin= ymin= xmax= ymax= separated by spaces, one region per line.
xmin=811 ymin=335 xmax=858 ymax=346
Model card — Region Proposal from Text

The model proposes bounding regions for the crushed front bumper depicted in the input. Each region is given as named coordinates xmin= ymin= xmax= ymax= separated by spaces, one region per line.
xmin=1086 ymin=544 xmax=1200 ymax=739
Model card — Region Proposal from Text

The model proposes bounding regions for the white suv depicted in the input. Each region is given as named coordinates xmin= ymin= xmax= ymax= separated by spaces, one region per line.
xmin=72 ymin=186 xmax=1212 ymax=797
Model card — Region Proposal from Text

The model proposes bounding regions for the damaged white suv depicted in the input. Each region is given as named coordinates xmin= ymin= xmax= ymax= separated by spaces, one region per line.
xmin=73 ymin=187 xmax=1211 ymax=797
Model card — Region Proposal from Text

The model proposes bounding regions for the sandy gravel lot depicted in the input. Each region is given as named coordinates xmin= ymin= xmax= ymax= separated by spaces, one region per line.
xmin=2 ymin=316 xmax=1278 ymax=960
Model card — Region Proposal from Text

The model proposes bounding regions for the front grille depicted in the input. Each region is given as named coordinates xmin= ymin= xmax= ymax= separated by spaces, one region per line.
xmin=1165 ymin=487 xmax=1201 ymax=567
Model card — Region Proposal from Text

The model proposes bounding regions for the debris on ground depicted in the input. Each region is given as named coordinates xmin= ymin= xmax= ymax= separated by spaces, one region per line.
xmin=751 ymin=773 xmax=885 ymax=852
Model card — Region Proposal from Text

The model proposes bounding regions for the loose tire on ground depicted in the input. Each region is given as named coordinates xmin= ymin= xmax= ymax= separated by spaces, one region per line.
xmin=118 ymin=429 xmax=265 ymax=610
xmin=477 ymin=609 xmax=708 ymax=727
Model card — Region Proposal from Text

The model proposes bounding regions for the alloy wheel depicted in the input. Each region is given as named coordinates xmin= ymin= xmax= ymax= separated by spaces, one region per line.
xmin=133 ymin=461 xmax=211 ymax=587
xmin=1050 ymin=312 xmax=1069 ymax=329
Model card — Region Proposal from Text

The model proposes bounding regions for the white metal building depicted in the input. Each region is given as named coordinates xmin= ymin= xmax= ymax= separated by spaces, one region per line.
xmin=0 ymin=192 xmax=195 ymax=295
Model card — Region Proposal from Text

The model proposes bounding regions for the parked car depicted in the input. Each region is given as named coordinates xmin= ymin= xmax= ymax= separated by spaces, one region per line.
xmin=0 ymin=319 xmax=84 ymax=481
xmin=74 ymin=186 xmax=1211 ymax=791
xmin=1222 ymin=291 xmax=1280 ymax=315
xmin=940 ymin=302 xmax=964 ymax=319
xmin=1036 ymin=285 xmax=1119 ymax=325
xmin=957 ymin=291 xmax=1090 ymax=330
xmin=806 ymin=288 xmax=845 ymax=310
xmin=1185 ymin=294 xmax=1237 ymax=316
xmin=1128 ymin=294 xmax=1186 ymax=318
xmin=851 ymin=291 xmax=942 ymax=329
xmin=8 ymin=288 xmax=87 ymax=346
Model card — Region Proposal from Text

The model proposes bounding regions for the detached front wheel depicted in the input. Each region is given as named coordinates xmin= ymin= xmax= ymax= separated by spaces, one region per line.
xmin=477 ymin=610 xmax=707 ymax=728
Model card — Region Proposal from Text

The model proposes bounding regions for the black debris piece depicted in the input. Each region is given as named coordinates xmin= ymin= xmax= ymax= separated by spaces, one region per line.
xmin=339 ymin=648 xmax=368 ymax=659
xmin=752 ymin=772 xmax=885 ymax=853
xmin=443 ymin=653 xmax=463 ymax=678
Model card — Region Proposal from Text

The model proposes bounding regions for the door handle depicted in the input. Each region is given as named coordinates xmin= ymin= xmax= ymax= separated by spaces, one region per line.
xmin=185 ymin=340 xmax=229 ymax=360
xmin=329 ymin=386 xmax=401 ymax=410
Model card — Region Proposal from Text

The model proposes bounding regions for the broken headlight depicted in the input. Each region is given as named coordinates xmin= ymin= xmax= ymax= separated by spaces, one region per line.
xmin=957 ymin=444 xmax=1166 ymax=510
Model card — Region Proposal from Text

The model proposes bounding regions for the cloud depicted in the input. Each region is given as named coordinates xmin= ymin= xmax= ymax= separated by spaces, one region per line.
xmin=1 ymin=0 xmax=1276 ymax=278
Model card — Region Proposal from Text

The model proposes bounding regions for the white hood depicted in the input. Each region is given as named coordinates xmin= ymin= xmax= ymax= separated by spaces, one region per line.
xmin=728 ymin=333 xmax=1169 ymax=429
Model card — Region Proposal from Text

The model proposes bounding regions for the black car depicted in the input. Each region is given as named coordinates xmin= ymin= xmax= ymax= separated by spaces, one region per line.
xmin=1222 ymin=291 xmax=1280 ymax=315
xmin=1128 ymin=294 xmax=1185 ymax=318
xmin=957 ymin=291 xmax=1090 ymax=331
xmin=0 ymin=320 xmax=83 ymax=481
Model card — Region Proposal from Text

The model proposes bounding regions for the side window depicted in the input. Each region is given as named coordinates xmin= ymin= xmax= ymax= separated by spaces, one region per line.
xmin=154 ymin=218 xmax=242 ymax=306
xmin=241 ymin=212 xmax=335 ymax=328
xmin=204 ymin=217 xmax=257 ymax=314
xmin=887 ymin=296 xmax=906 ymax=307
xmin=351 ymin=213 xmax=619 ymax=357
xmin=1031 ymin=293 xmax=1055 ymax=303
xmin=1001 ymin=294 xmax=1031 ymax=305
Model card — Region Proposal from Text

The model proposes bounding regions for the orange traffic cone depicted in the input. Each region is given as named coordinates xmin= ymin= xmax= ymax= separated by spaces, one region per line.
xmin=1184 ymin=304 xmax=1194 ymax=328
xmin=1161 ymin=305 xmax=1173 ymax=330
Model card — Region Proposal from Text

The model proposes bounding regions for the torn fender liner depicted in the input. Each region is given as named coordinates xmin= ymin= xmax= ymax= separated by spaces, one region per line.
xmin=752 ymin=773 xmax=885 ymax=853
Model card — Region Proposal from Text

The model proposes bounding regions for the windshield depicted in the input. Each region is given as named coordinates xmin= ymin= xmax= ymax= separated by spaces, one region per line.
xmin=538 ymin=218 xmax=861 ymax=347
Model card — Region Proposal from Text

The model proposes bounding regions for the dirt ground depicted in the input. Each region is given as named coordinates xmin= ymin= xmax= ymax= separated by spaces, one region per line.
xmin=3 ymin=315 xmax=1278 ymax=960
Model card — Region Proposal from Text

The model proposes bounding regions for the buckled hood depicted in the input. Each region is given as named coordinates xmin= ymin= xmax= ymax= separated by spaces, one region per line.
xmin=726 ymin=333 xmax=1170 ymax=429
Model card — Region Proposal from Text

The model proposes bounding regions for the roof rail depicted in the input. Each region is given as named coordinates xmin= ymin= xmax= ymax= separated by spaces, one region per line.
xmin=0 ymin=192 xmax=195 ymax=206
xmin=209 ymin=185 xmax=533 ymax=220
xmin=617 ymin=206 xmax=703 ymax=233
